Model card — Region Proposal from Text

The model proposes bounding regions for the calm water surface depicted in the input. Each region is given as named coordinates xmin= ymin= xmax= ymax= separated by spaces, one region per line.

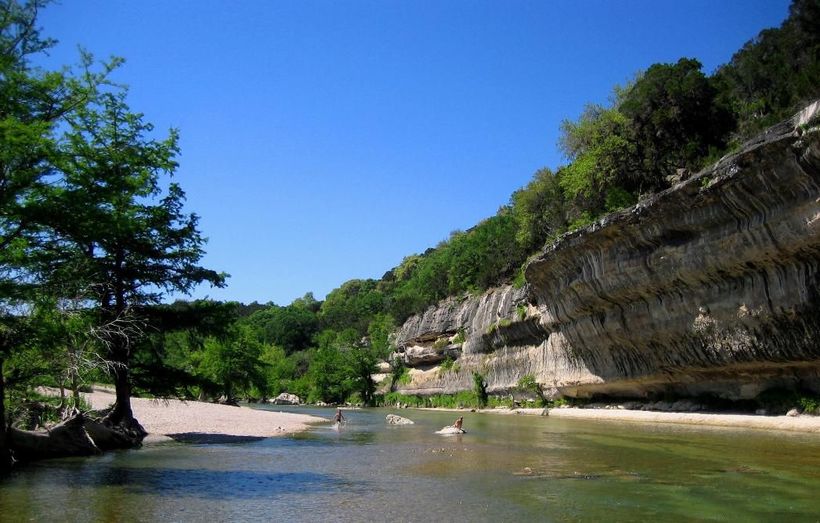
xmin=2 ymin=406 xmax=820 ymax=522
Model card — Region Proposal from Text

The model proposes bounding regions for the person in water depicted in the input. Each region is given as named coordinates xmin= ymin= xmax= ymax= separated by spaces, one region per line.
xmin=453 ymin=416 xmax=463 ymax=430
xmin=334 ymin=408 xmax=346 ymax=424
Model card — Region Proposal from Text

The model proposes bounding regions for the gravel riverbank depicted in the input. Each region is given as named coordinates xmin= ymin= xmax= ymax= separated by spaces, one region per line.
xmin=82 ymin=389 xmax=325 ymax=442
xmin=416 ymin=405 xmax=820 ymax=433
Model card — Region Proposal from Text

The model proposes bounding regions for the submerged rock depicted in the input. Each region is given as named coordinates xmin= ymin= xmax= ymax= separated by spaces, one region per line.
xmin=385 ymin=414 xmax=414 ymax=425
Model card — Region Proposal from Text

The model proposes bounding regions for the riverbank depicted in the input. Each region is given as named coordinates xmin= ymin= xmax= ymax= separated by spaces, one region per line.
xmin=547 ymin=407 xmax=820 ymax=433
xmin=82 ymin=389 xmax=325 ymax=443
xmin=416 ymin=405 xmax=820 ymax=433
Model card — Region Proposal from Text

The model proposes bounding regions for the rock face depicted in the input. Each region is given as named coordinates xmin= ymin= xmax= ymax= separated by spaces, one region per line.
xmin=393 ymin=101 xmax=820 ymax=401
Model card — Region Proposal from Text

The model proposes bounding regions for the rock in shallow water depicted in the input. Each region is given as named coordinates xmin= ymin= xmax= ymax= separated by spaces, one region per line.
xmin=435 ymin=426 xmax=466 ymax=435
xmin=271 ymin=393 xmax=301 ymax=405
xmin=386 ymin=414 xmax=414 ymax=425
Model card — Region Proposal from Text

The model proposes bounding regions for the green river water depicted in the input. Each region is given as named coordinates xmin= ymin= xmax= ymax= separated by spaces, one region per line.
xmin=1 ymin=406 xmax=819 ymax=522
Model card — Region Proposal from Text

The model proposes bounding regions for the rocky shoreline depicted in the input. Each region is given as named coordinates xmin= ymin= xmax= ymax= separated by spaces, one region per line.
xmin=69 ymin=387 xmax=820 ymax=442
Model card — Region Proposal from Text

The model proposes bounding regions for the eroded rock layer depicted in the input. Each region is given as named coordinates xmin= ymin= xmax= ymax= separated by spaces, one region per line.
xmin=394 ymin=102 xmax=820 ymax=400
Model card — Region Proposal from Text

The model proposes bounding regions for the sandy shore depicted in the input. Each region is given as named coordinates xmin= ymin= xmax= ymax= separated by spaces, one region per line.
xmin=545 ymin=407 xmax=820 ymax=433
xmin=417 ymin=406 xmax=820 ymax=433
xmin=82 ymin=389 xmax=325 ymax=442
xmin=76 ymin=389 xmax=820 ymax=437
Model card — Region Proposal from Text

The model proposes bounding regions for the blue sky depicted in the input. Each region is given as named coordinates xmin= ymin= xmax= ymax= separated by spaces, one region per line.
xmin=38 ymin=0 xmax=791 ymax=305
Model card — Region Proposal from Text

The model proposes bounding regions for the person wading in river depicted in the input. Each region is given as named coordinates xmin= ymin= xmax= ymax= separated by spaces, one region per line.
xmin=334 ymin=408 xmax=346 ymax=424
xmin=453 ymin=416 xmax=463 ymax=430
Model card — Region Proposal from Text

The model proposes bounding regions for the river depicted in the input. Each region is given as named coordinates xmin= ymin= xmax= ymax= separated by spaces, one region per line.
xmin=2 ymin=406 xmax=819 ymax=521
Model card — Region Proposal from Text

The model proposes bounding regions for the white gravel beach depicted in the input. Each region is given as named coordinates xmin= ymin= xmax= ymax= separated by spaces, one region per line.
xmin=77 ymin=388 xmax=820 ymax=438
xmin=82 ymin=389 xmax=324 ymax=441
xmin=545 ymin=407 xmax=820 ymax=433
xmin=422 ymin=406 xmax=820 ymax=433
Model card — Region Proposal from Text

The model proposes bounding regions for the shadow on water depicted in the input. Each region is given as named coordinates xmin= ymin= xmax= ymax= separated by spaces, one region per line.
xmin=16 ymin=464 xmax=363 ymax=500
xmin=166 ymin=433 xmax=267 ymax=444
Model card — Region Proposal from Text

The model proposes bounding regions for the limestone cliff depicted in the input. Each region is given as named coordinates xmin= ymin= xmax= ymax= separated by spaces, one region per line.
xmin=393 ymin=101 xmax=820 ymax=400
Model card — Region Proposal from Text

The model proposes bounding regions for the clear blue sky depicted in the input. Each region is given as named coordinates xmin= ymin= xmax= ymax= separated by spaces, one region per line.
xmin=38 ymin=0 xmax=790 ymax=305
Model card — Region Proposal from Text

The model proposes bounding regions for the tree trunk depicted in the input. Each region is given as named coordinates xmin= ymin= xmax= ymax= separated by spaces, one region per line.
xmin=8 ymin=414 xmax=100 ymax=462
xmin=101 ymin=339 xmax=146 ymax=446
xmin=108 ymin=361 xmax=133 ymax=423
xmin=7 ymin=413 xmax=145 ymax=464
xmin=0 ymin=358 xmax=12 ymax=473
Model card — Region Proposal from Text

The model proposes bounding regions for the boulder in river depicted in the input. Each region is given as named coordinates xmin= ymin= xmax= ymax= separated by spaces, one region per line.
xmin=435 ymin=426 xmax=465 ymax=435
xmin=271 ymin=393 xmax=301 ymax=405
xmin=386 ymin=414 xmax=414 ymax=425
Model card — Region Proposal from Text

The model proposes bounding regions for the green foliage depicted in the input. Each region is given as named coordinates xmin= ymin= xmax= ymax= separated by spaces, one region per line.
xmin=367 ymin=313 xmax=394 ymax=357
xmin=512 ymin=264 xmax=528 ymax=289
xmin=798 ymin=396 xmax=820 ymax=415
xmin=307 ymin=345 xmax=348 ymax=404
xmin=382 ymin=212 xmax=529 ymax=323
xmin=620 ymin=58 xmax=734 ymax=186
xmin=432 ymin=337 xmax=449 ymax=349
xmin=715 ymin=0 xmax=820 ymax=138
xmin=380 ymin=391 xmax=521 ymax=409
xmin=302 ymin=329 xmax=381 ymax=405
xmin=486 ymin=395 xmax=516 ymax=409
xmin=34 ymin=86 xmax=227 ymax=421
xmin=560 ymin=104 xmax=636 ymax=200
xmin=605 ymin=187 xmax=637 ymax=212
xmin=451 ymin=328 xmax=466 ymax=345
xmin=380 ymin=390 xmax=481 ymax=408
xmin=344 ymin=344 xmax=380 ymax=406
xmin=472 ymin=372 xmax=488 ymax=408
xmin=320 ymin=279 xmax=385 ymax=336
xmin=6 ymin=390 xmax=91 ymax=431
xmin=486 ymin=318 xmax=513 ymax=336
xmin=199 ymin=325 xmax=265 ymax=403
xmin=756 ymin=387 xmax=820 ymax=415
xmin=390 ymin=356 xmax=409 ymax=389
xmin=243 ymin=303 xmax=318 ymax=354
xmin=567 ymin=211 xmax=597 ymax=232
xmin=516 ymin=304 xmax=527 ymax=321
xmin=397 ymin=367 xmax=411 ymax=386
xmin=510 ymin=168 xmax=567 ymax=252
xmin=439 ymin=356 xmax=455 ymax=372
xmin=517 ymin=374 xmax=547 ymax=407
xmin=258 ymin=345 xmax=295 ymax=397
